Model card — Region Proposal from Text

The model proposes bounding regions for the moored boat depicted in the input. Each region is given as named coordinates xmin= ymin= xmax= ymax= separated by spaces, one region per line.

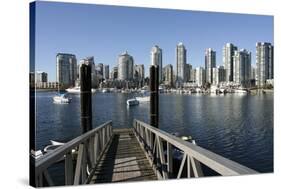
xmin=126 ymin=98 xmax=139 ymax=106
xmin=53 ymin=93 xmax=71 ymax=104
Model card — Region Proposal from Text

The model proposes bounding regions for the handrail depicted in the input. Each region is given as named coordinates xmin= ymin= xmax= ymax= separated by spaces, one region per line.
xmin=34 ymin=120 xmax=113 ymax=186
xmin=133 ymin=119 xmax=258 ymax=178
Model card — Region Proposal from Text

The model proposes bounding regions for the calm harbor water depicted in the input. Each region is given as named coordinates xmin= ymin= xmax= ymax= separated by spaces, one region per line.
xmin=36 ymin=91 xmax=273 ymax=173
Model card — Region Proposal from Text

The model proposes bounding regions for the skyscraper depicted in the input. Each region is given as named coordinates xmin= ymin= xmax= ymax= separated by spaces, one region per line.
xmin=103 ymin=65 xmax=109 ymax=80
xmin=176 ymin=42 xmax=187 ymax=86
xmin=190 ymin=69 xmax=196 ymax=83
xmin=205 ymin=48 xmax=216 ymax=84
xmin=110 ymin=66 xmax=118 ymax=80
xmin=118 ymin=51 xmax=134 ymax=81
xmin=185 ymin=63 xmax=192 ymax=82
xmin=163 ymin=64 xmax=173 ymax=87
xmin=223 ymin=43 xmax=237 ymax=82
xmin=233 ymin=49 xmax=251 ymax=86
xmin=96 ymin=63 xmax=104 ymax=77
xmin=134 ymin=64 xmax=145 ymax=81
xmin=212 ymin=66 xmax=225 ymax=85
xmin=80 ymin=56 xmax=97 ymax=88
xmin=56 ymin=53 xmax=77 ymax=88
xmin=195 ymin=67 xmax=206 ymax=87
xmin=151 ymin=45 xmax=162 ymax=82
xmin=256 ymin=42 xmax=274 ymax=87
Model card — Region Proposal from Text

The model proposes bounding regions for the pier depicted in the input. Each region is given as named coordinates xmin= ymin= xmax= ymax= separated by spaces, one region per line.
xmin=34 ymin=119 xmax=258 ymax=187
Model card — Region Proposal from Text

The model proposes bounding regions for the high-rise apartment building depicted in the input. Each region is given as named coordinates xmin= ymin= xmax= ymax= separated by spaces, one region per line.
xmin=233 ymin=49 xmax=251 ymax=86
xmin=205 ymin=48 xmax=216 ymax=84
xmin=163 ymin=64 xmax=173 ymax=87
xmin=118 ymin=51 xmax=134 ymax=81
xmin=256 ymin=42 xmax=274 ymax=87
xmin=56 ymin=53 xmax=77 ymax=88
xmin=176 ymin=42 xmax=187 ymax=86
xmin=195 ymin=67 xmax=206 ymax=87
xmin=103 ymin=65 xmax=109 ymax=80
xmin=223 ymin=43 xmax=237 ymax=82
xmin=151 ymin=45 xmax=162 ymax=82
xmin=134 ymin=64 xmax=145 ymax=81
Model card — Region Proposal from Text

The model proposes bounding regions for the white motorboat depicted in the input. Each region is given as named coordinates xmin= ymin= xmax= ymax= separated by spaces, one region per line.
xmin=31 ymin=149 xmax=43 ymax=160
xmin=66 ymin=86 xmax=96 ymax=94
xmin=126 ymin=98 xmax=139 ymax=106
xmin=234 ymin=88 xmax=248 ymax=94
xmin=53 ymin=93 xmax=71 ymax=104
xmin=66 ymin=86 xmax=80 ymax=94
xmin=135 ymin=96 xmax=150 ymax=102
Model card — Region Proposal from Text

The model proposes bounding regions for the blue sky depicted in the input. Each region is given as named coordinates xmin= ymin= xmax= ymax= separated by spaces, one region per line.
xmin=34 ymin=1 xmax=273 ymax=81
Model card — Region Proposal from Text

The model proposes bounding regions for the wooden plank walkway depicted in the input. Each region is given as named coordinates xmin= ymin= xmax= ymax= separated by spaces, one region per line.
xmin=90 ymin=128 xmax=157 ymax=184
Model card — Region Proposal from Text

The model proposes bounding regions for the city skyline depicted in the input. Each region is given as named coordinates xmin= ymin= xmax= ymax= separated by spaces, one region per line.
xmin=34 ymin=1 xmax=273 ymax=82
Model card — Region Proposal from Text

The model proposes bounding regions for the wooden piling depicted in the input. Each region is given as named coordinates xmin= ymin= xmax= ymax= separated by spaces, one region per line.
xmin=149 ymin=65 xmax=159 ymax=128
xmin=80 ymin=62 xmax=92 ymax=133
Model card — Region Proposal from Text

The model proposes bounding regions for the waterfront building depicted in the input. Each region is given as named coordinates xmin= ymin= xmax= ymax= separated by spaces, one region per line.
xmin=56 ymin=53 xmax=77 ymax=88
xmin=134 ymin=64 xmax=145 ymax=80
xmin=233 ymin=49 xmax=251 ymax=87
xmin=80 ymin=56 xmax=98 ymax=88
xmin=251 ymin=65 xmax=257 ymax=80
xmin=223 ymin=43 xmax=238 ymax=82
xmin=190 ymin=69 xmax=196 ymax=83
xmin=103 ymin=65 xmax=109 ymax=80
xmin=36 ymin=71 xmax=48 ymax=83
xmin=176 ymin=42 xmax=187 ymax=87
xmin=256 ymin=42 xmax=274 ymax=87
xmin=195 ymin=67 xmax=206 ymax=87
xmin=212 ymin=66 xmax=225 ymax=85
xmin=118 ymin=51 xmax=134 ymax=81
xmin=151 ymin=45 xmax=162 ymax=82
xmin=163 ymin=64 xmax=173 ymax=87
xmin=96 ymin=63 xmax=104 ymax=77
xmin=185 ymin=63 xmax=192 ymax=82
xmin=205 ymin=48 xmax=216 ymax=84
xmin=110 ymin=66 xmax=118 ymax=80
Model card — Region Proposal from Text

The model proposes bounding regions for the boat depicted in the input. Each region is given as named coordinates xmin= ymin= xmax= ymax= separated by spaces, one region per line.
xmin=31 ymin=149 xmax=44 ymax=160
xmin=126 ymin=98 xmax=139 ymax=106
xmin=102 ymin=88 xmax=109 ymax=93
xmin=66 ymin=86 xmax=96 ymax=94
xmin=53 ymin=93 xmax=71 ymax=104
xmin=234 ymin=88 xmax=248 ymax=94
xmin=135 ymin=96 xmax=150 ymax=102
xmin=66 ymin=86 xmax=80 ymax=94
xmin=210 ymin=85 xmax=219 ymax=94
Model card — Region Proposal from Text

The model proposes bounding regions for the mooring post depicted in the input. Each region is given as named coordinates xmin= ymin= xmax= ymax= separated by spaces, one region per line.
xmin=150 ymin=65 xmax=159 ymax=128
xmin=80 ymin=62 xmax=92 ymax=133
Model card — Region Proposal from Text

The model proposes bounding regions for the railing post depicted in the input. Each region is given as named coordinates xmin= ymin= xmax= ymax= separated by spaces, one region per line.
xmin=65 ymin=152 xmax=73 ymax=185
xmin=167 ymin=142 xmax=173 ymax=178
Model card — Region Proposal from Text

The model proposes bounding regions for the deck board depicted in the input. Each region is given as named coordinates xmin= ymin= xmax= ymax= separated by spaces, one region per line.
xmin=90 ymin=128 xmax=157 ymax=183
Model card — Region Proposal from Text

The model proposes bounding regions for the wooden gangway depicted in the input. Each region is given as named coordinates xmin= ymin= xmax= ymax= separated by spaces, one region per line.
xmin=90 ymin=128 xmax=157 ymax=183
xmin=34 ymin=120 xmax=258 ymax=187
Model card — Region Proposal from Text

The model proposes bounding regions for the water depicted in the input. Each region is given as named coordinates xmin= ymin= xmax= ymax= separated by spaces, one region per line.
xmin=36 ymin=91 xmax=273 ymax=173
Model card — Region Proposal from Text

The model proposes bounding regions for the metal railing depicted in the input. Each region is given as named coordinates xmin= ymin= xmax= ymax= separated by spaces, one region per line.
xmin=133 ymin=119 xmax=258 ymax=179
xmin=35 ymin=121 xmax=113 ymax=187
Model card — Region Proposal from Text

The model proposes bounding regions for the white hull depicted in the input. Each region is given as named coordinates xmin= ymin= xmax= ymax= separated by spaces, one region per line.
xmin=234 ymin=89 xmax=248 ymax=94
xmin=53 ymin=95 xmax=71 ymax=104
xmin=135 ymin=96 xmax=150 ymax=102
xmin=66 ymin=87 xmax=96 ymax=94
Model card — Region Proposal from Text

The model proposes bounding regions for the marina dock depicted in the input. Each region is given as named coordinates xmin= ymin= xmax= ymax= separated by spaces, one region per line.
xmin=34 ymin=120 xmax=258 ymax=187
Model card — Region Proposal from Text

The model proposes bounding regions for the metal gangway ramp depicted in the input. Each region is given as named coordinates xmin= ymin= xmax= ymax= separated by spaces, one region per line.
xmin=34 ymin=119 xmax=258 ymax=187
